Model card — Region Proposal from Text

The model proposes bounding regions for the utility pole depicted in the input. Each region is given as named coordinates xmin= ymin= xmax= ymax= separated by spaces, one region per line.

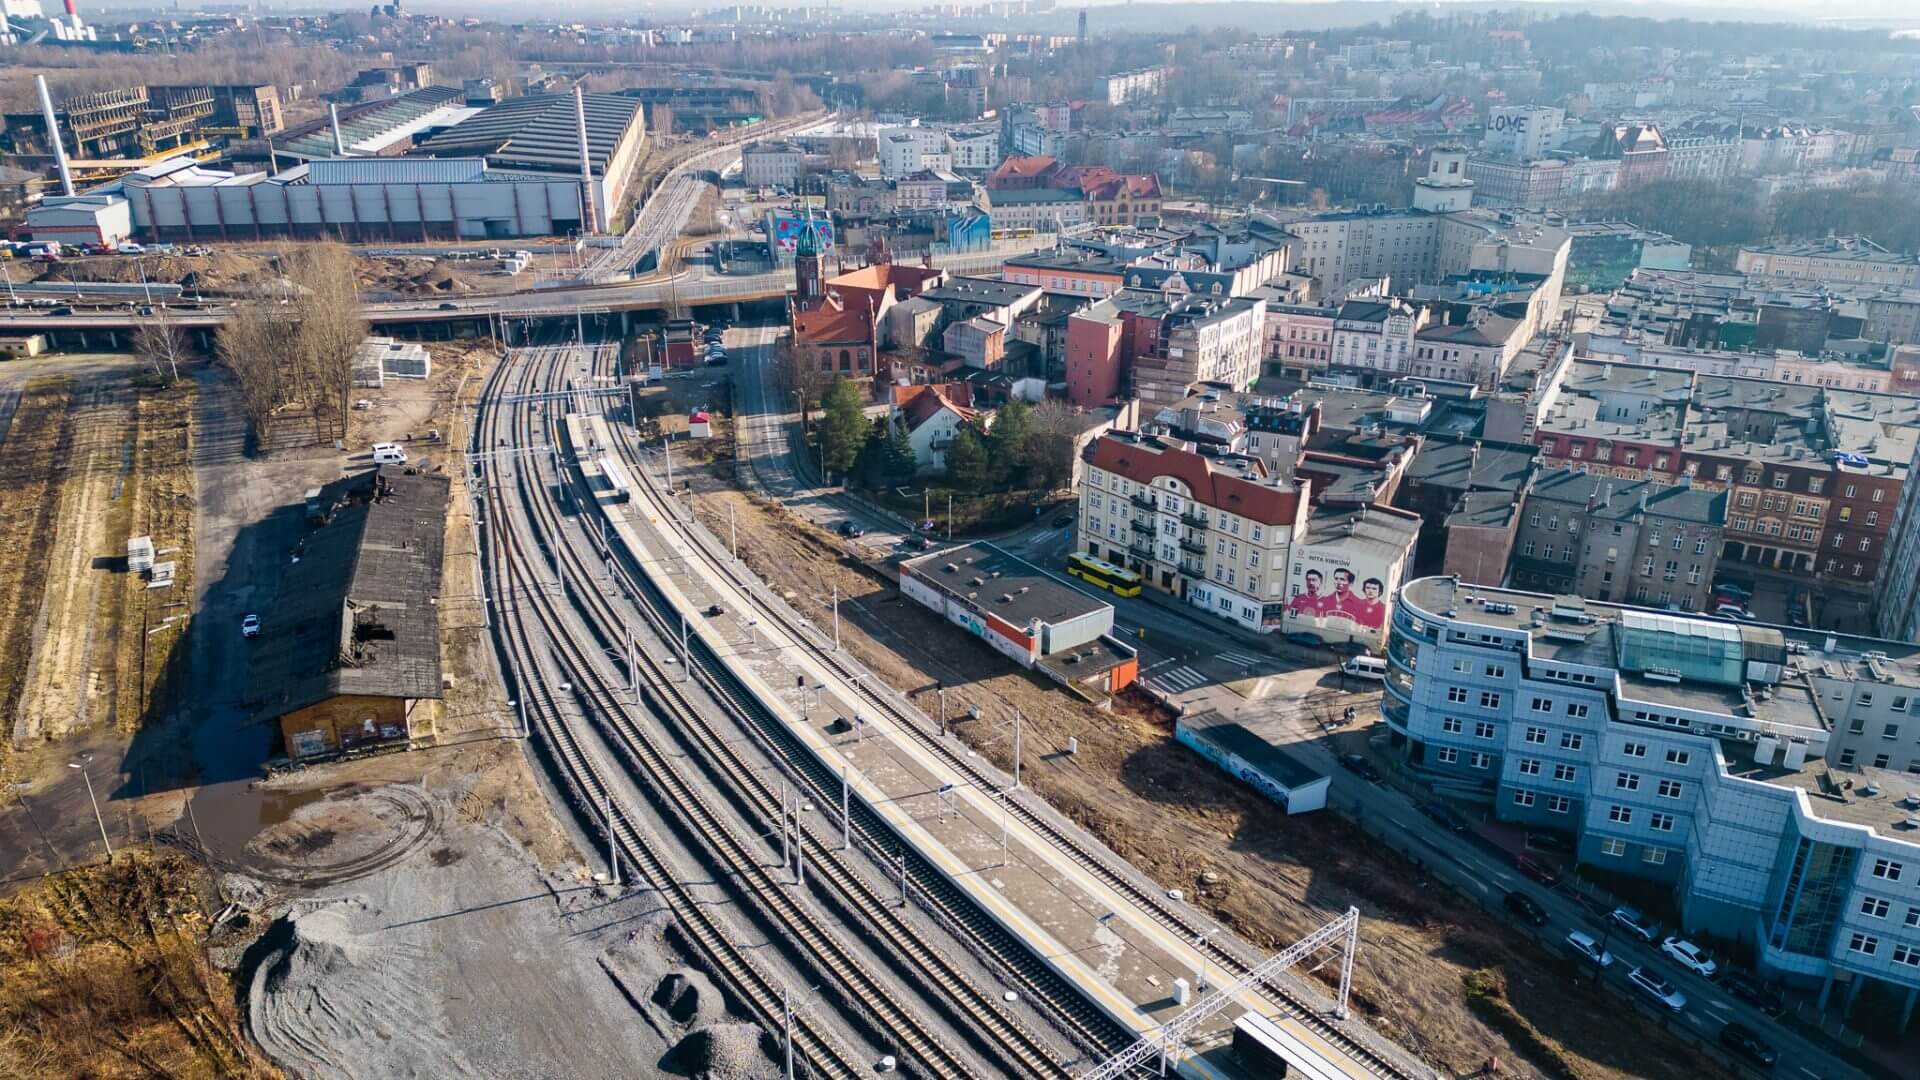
xmin=841 ymin=766 xmax=851 ymax=850
xmin=779 ymin=781 xmax=790 ymax=870
xmin=783 ymin=986 xmax=794 ymax=1080
xmin=680 ymin=615 xmax=690 ymax=683
xmin=947 ymin=493 xmax=954 ymax=539
xmin=938 ymin=685 xmax=946 ymax=737
xmin=1013 ymin=707 xmax=1023 ymax=790
xmin=831 ymin=583 xmax=840 ymax=649
xmin=730 ymin=503 xmax=738 ymax=559
xmin=66 ymin=757 xmax=111 ymax=863
xmin=604 ymin=793 xmax=620 ymax=887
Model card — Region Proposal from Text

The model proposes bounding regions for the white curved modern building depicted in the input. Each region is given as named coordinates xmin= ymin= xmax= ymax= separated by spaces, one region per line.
xmin=1386 ymin=575 xmax=1920 ymax=1028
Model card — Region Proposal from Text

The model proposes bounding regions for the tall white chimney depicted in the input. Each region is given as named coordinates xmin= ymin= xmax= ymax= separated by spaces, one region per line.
xmin=35 ymin=75 xmax=74 ymax=197
xmin=573 ymin=86 xmax=598 ymax=234
xmin=329 ymin=104 xmax=346 ymax=156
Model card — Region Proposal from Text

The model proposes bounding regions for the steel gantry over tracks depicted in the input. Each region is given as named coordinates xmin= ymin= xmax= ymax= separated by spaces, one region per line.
xmin=1081 ymin=906 xmax=1361 ymax=1080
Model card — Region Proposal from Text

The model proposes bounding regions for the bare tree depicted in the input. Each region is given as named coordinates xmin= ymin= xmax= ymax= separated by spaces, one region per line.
xmin=775 ymin=332 xmax=827 ymax=425
xmin=216 ymin=302 xmax=292 ymax=443
xmin=1026 ymin=400 xmax=1082 ymax=494
xmin=284 ymin=243 xmax=366 ymax=443
xmin=132 ymin=308 xmax=189 ymax=385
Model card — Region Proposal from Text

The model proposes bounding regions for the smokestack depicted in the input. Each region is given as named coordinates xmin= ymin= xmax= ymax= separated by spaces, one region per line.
xmin=35 ymin=75 xmax=73 ymax=198
xmin=64 ymin=0 xmax=77 ymax=16
xmin=573 ymin=86 xmax=597 ymax=234
xmin=329 ymin=104 xmax=346 ymax=156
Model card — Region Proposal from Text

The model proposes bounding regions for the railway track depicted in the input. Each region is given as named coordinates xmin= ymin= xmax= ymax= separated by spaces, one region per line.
xmin=561 ymin=431 xmax=1136 ymax=1066
xmin=479 ymin=343 xmax=872 ymax=1079
xmin=603 ymin=357 xmax=1422 ymax=1080
xmin=483 ymin=338 xmax=1088 ymax=1079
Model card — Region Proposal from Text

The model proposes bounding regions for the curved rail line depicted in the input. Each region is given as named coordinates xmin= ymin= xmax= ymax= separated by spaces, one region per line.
xmin=478 ymin=343 xmax=870 ymax=1080
xmin=606 ymin=356 xmax=1421 ymax=1080
xmin=483 ymin=339 xmax=1088 ymax=1080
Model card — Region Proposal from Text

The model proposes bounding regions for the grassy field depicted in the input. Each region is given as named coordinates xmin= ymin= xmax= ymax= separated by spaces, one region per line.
xmin=0 ymin=850 xmax=277 ymax=1078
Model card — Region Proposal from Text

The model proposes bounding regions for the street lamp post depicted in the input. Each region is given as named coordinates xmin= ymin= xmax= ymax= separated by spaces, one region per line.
xmin=66 ymin=757 xmax=112 ymax=864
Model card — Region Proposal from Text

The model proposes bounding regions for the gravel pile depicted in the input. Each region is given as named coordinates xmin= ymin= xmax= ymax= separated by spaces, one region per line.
xmin=245 ymin=902 xmax=474 ymax=1080
xmin=662 ymin=1022 xmax=777 ymax=1080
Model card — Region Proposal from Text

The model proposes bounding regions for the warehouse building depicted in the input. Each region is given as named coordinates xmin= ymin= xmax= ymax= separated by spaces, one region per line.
xmin=252 ymin=468 xmax=448 ymax=764
xmin=899 ymin=541 xmax=1137 ymax=693
xmin=87 ymin=90 xmax=646 ymax=241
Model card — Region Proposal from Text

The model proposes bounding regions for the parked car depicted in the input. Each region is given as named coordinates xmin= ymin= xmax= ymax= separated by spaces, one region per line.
xmin=1525 ymin=831 xmax=1573 ymax=855
xmin=1610 ymin=905 xmax=1660 ymax=942
xmin=1660 ymin=936 xmax=1718 ymax=978
xmin=1713 ymin=603 xmax=1755 ymax=621
xmin=1503 ymin=891 xmax=1548 ymax=927
xmin=438 ymin=302 xmax=460 ymax=311
xmin=1564 ymin=930 xmax=1614 ymax=969
xmin=1516 ymin=854 xmax=1560 ymax=887
xmin=836 ymin=520 xmax=865 ymax=538
xmin=1712 ymin=579 xmax=1754 ymax=600
xmin=704 ymin=604 xmax=724 ymax=617
xmin=1628 ymin=966 xmax=1687 ymax=1012
xmin=902 ymin=535 xmax=932 ymax=551
xmin=1284 ymin=632 xmax=1322 ymax=649
xmin=1718 ymin=972 xmax=1786 ymax=1017
xmin=1338 ymin=754 xmax=1382 ymax=782
xmin=1418 ymin=802 xmax=1468 ymax=833
xmin=240 ymin=614 xmax=262 ymax=639
xmin=1051 ymin=512 xmax=1074 ymax=528
xmin=1718 ymin=1022 xmax=1778 ymax=1068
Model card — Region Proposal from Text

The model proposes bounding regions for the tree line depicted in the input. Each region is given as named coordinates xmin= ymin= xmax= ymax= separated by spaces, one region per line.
xmin=814 ymin=375 xmax=1078 ymax=497
xmin=214 ymin=243 xmax=366 ymax=446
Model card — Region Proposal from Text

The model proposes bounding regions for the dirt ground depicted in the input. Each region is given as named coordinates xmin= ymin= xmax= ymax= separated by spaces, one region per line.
xmin=692 ymin=484 xmax=1728 ymax=1080
xmin=0 ymin=369 xmax=197 ymax=780
xmin=35 ymin=249 xmax=569 ymax=300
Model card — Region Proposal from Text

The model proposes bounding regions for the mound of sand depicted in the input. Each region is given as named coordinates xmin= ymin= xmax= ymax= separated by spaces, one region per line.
xmin=246 ymin=904 xmax=474 ymax=1080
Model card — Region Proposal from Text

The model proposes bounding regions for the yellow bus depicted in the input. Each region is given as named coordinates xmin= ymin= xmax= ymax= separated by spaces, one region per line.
xmin=1066 ymin=552 xmax=1143 ymax=597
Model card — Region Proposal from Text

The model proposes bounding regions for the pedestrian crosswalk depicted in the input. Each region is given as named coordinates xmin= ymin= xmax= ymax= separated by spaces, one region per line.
xmin=1218 ymin=650 xmax=1265 ymax=668
xmin=1149 ymin=665 xmax=1209 ymax=692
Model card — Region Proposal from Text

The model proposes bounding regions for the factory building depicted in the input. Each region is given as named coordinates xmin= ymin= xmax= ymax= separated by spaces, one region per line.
xmin=78 ymin=91 xmax=647 ymax=241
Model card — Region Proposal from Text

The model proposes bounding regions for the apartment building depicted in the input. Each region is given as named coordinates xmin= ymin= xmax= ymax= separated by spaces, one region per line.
xmin=1386 ymin=576 xmax=1920 ymax=1025
xmin=1079 ymin=432 xmax=1306 ymax=634
xmin=1104 ymin=66 xmax=1170 ymax=105
xmin=1261 ymin=302 xmax=1338 ymax=380
xmin=981 ymin=187 xmax=1087 ymax=230
xmin=1129 ymin=295 xmax=1268 ymax=406
xmin=1412 ymin=315 xmax=1529 ymax=389
xmin=741 ymin=141 xmax=805 ymax=188
xmin=1330 ymin=298 xmax=1433 ymax=386
xmin=1507 ymin=469 xmax=1727 ymax=612
xmin=1875 ymin=437 xmax=1920 ymax=642
xmin=945 ymin=128 xmax=1001 ymax=172
xmin=1280 ymin=207 xmax=1570 ymax=305
xmin=1738 ymin=238 xmax=1920 ymax=290
xmin=879 ymin=126 xmax=951 ymax=178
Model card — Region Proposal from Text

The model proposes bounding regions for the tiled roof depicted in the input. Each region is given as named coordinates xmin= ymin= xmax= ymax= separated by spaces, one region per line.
xmin=1084 ymin=434 xmax=1301 ymax=525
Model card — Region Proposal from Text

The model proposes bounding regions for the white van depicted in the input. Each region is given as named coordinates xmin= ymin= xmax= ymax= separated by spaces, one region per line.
xmin=372 ymin=442 xmax=408 ymax=465
xmin=1341 ymin=654 xmax=1387 ymax=681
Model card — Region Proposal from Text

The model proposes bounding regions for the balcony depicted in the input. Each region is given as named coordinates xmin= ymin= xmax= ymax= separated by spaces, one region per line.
xmin=1179 ymin=537 xmax=1207 ymax=556
xmin=1180 ymin=511 xmax=1207 ymax=529
xmin=1130 ymin=492 xmax=1158 ymax=511
xmin=1127 ymin=540 xmax=1157 ymax=561
xmin=1130 ymin=518 xmax=1155 ymax=535
xmin=1178 ymin=559 xmax=1206 ymax=578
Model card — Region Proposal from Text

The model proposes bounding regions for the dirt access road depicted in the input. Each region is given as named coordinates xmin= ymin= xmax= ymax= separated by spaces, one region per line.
xmin=688 ymin=479 xmax=1732 ymax=1080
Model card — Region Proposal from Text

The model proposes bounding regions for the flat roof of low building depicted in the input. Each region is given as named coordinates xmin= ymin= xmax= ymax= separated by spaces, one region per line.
xmin=902 ymin=541 xmax=1110 ymax=630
